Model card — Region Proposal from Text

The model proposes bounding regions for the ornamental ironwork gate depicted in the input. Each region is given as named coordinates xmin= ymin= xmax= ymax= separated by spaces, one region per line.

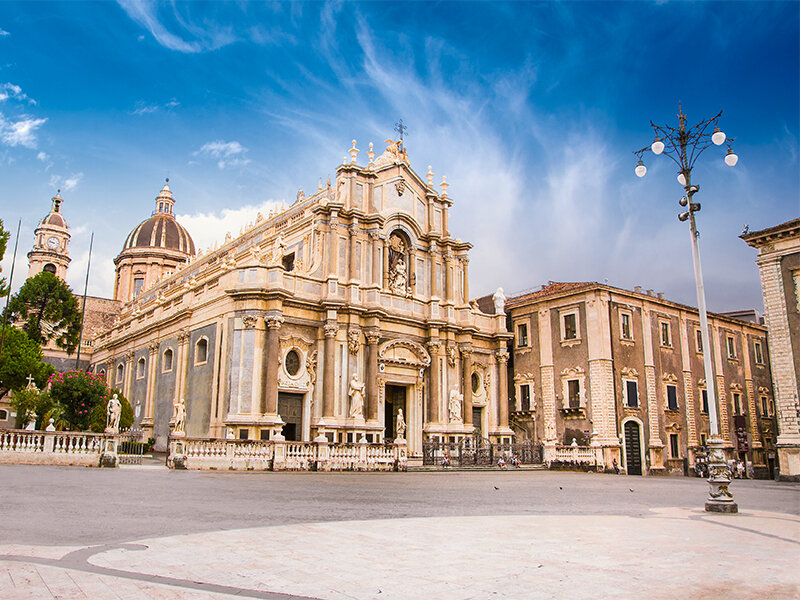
xmin=422 ymin=436 xmax=542 ymax=467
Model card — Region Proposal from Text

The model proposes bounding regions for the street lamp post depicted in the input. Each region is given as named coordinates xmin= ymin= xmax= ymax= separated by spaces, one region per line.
xmin=634 ymin=103 xmax=739 ymax=513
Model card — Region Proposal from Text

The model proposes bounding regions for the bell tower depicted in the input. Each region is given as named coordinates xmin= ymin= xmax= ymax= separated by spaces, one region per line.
xmin=28 ymin=190 xmax=71 ymax=281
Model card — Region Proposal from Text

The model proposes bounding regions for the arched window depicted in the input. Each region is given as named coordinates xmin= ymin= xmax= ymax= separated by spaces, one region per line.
xmin=0 ymin=409 xmax=8 ymax=420
xmin=163 ymin=348 xmax=174 ymax=372
xmin=195 ymin=338 xmax=208 ymax=365
xmin=136 ymin=357 xmax=146 ymax=379
xmin=116 ymin=363 xmax=124 ymax=383
xmin=43 ymin=263 xmax=57 ymax=274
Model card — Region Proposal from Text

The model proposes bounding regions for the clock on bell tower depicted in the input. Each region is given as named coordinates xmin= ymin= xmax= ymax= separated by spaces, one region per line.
xmin=28 ymin=190 xmax=71 ymax=281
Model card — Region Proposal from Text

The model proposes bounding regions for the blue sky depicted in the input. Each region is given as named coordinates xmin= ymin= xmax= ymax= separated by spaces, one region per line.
xmin=0 ymin=1 xmax=797 ymax=312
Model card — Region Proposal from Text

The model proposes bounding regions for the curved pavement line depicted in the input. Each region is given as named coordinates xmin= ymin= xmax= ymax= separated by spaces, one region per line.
xmin=0 ymin=543 xmax=321 ymax=600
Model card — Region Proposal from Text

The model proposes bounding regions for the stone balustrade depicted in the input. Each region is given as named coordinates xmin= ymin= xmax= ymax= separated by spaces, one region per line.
xmin=0 ymin=429 xmax=111 ymax=467
xmin=543 ymin=442 xmax=603 ymax=466
xmin=170 ymin=437 xmax=407 ymax=472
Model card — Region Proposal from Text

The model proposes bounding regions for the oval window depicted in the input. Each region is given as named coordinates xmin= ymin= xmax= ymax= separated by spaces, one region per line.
xmin=471 ymin=372 xmax=481 ymax=394
xmin=285 ymin=349 xmax=301 ymax=376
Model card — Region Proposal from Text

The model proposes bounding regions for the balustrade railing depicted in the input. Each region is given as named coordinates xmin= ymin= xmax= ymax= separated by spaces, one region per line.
xmin=0 ymin=429 xmax=110 ymax=466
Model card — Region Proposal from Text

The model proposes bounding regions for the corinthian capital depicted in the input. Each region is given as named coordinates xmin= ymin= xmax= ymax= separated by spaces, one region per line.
xmin=266 ymin=315 xmax=285 ymax=329
xmin=323 ymin=323 xmax=339 ymax=338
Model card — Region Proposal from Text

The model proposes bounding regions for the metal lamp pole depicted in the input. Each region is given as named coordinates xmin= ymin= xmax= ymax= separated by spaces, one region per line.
xmin=634 ymin=103 xmax=739 ymax=513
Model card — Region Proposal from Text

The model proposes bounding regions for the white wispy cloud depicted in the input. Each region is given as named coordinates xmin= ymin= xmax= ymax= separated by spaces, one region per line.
xmin=177 ymin=200 xmax=282 ymax=253
xmin=0 ymin=113 xmax=47 ymax=148
xmin=49 ymin=172 xmax=84 ymax=192
xmin=0 ymin=82 xmax=36 ymax=105
xmin=0 ymin=29 xmax=9 ymax=37
xmin=117 ymin=0 xmax=237 ymax=53
xmin=193 ymin=140 xmax=250 ymax=169
xmin=131 ymin=97 xmax=180 ymax=115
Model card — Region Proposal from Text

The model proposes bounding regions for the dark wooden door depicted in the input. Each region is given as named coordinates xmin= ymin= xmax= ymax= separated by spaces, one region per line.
xmin=624 ymin=421 xmax=642 ymax=475
xmin=278 ymin=392 xmax=304 ymax=441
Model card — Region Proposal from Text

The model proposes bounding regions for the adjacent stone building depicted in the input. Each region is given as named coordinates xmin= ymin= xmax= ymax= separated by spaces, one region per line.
xmin=742 ymin=218 xmax=800 ymax=481
xmin=89 ymin=141 xmax=513 ymax=459
xmin=506 ymin=282 xmax=777 ymax=477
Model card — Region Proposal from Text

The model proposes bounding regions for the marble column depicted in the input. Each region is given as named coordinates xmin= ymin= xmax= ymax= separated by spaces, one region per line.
xmin=322 ymin=322 xmax=338 ymax=419
xmin=496 ymin=351 xmax=509 ymax=428
xmin=370 ymin=231 xmax=382 ymax=287
xmin=348 ymin=224 xmax=359 ymax=283
xmin=262 ymin=315 xmax=284 ymax=414
xmin=444 ymin=253 xmax=453 ymax=303
xmin=427 ymin=340 xmax=441 ymax=423
xmin=145 ymin=343 xmax=158 ymax=422
xmin=176 ymin=329 xmax=190 ymax=404
xmin=461 ymin=347 xmax=473 ymax=426
xmin=365 ymin=330 xmax=380 ymax=422
xmin=328 ymin=213 xmax=339 ymax=277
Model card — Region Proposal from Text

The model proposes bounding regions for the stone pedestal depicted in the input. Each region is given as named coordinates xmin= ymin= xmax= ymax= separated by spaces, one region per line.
xmin=99 ymin=436 xmax=119 ymax=468
xmin=705 ymin=436 xmax=738 ymax=513
xmin=168 ymin=431 xmax=187 ymax=470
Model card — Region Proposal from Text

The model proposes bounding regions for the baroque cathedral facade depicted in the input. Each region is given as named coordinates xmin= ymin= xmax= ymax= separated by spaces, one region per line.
xmin=84 ymin=141 xmax=513 ymax=455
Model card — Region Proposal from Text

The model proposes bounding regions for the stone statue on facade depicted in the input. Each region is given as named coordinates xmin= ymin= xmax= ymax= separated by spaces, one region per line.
xmin=449 ymin=387 xmax=463 ymax=423
xmin=172 ymin=397 xmax=186 ymax=435
xmin=106 ymin=393 xmax=121 ymax=433
xmin=395 ymin=408 xmax=407 ymax=440
xmin=492 ymin=287 xmax=506 ymax=314
xmin=336 ymin=177 xmax=349 ymax=204
xmin=25 ymin=413 xmax=37 ymax=431
xmin=389 ymin=257 xmax=408 ymax=295
xmin=348 ymin=374 xmax=365 ymax=419
xmin=271 ymin=234 xmax=286 ymax=265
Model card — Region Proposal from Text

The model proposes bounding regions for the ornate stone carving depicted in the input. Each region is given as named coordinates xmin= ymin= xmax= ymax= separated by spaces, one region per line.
xmin=365 ymin=329 xmax=381 ymax=345
xmin=323 ymin=323 xmax=338 ymax=338
xmin=662 ymin=372 xmax=679 ymax=384
xmin=447 ymin=343 xmax=458 ymax=367
xmin=266 ymin=315 xmax=285 ymax=329
xmin=336 ymin=177 xmax=349 ymax=204
xmin=347 ymin=329 xmax=360 ymax=355
xmin=378 ymin=339 xmax=431 ymax=368
xmin=620 ymin=366 xmax=639 ymax=379
xmin=242 ymin=315 xmax=258 ymax=329
xmin=395 ymin=180 xmax=406 ymax=196
xmin=172 ymin=397 xmax=186 ymax=435
xmin=395 ymin=408 xmax=407 ymax=439
xmin=496 ymin=351 xmax=509 ymax=364
xmin=270 ymin=234 xmax=286 ymax=265
xmin=374 ymin=139 xmax=408 ymax=167
xmin=426 ymin=339 xmax=441 ymax=354
xmin=306 ymin=351 xmax=318 ymax=385
xmin=348 ymin=224 xmax=359 ymax=237
xmin=492 ymin=287 xmax=506 ymax=313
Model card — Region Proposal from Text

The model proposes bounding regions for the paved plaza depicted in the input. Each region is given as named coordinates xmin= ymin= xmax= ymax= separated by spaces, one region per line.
xmin=0 ymin=465 xmax=798 ymax=599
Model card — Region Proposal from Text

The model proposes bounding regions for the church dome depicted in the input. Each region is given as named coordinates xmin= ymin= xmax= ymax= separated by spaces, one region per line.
xmin=121 ymin=181 xmax=195 ymax=255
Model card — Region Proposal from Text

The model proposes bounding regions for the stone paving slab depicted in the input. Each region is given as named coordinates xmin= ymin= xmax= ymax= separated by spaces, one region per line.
xmin=1 ymin=508 xmax=797 ymax=599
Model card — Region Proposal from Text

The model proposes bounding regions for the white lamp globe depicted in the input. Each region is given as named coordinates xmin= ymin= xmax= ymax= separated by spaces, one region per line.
xmin=725 ymin=148 xmax=739 ymax=166
xmin=711 ymin=127 xmax=726 ymax=146
xmin=635 ymin=161 xmax=647 ymax=178
xmin=651 ymin=137 xmax=665 ymax=155
xmin=677 ymin=172 xmax=687 ymax=186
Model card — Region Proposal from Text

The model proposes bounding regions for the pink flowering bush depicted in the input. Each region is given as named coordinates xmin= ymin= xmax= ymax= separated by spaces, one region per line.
xmin=47 ymin=370 xmax=110 ymax=431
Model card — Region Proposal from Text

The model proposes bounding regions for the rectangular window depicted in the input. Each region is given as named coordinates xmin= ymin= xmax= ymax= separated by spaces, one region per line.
xmin=563 ymin=313 xmax=578 ymax=340
xmin=625 ymin=380 xmax=639 ymax=408
xmin=701 ymin=389 xmax=709 ymax=414
xmin=660 ymin=321 xmax=671 ymax=347
xmin=520 ymin=385 xmax=531 ymax=411
xmin=239 ymin=429 xmax=249 ymax=440
xmin=282 ymin=253 xmax=295 ymax=272
xmin=733 ymin=392 xmax=742 ymax=415
xmin=670 ymin=434 xmax=680 ymax=459
xmin=517 ymin=323 xmax=528 ymax=347
xmin=567 ymin=379 xmax=580 ymax=408
xmin=620 ymin=312 xmax=632 ymax=340
xmin=667 ymin=385 xmax=678 ymax=411
xmin=700 ymin=433 xmax=707 ymax=446
xmin=696 ymin=330 xmax=703 ymax=353
xmin=133 ymin=277 xmax=144 ymax=297
xmin=754 ymin=341 xmax=764 ymax=364
xmin=727 ymin=335 xmax=737 ymax=359
xmin=760 ymin=396 xmax=768 ymax=417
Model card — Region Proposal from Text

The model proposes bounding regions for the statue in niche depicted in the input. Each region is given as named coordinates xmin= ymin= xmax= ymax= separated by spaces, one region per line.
xmin=172 ymin=397 xmax=186 ymax=435
xmin=106 ymin=393 xmax=122 ymax=433
xmin=449 ymin=387 xmax=463 ymax=423
xmin=348 ymin=374 xmax=365 ymax=419
xmin=395 ymin=408 xmax=406 ymax=440
xmin=388 ymin=232 xmax=409 ymax=296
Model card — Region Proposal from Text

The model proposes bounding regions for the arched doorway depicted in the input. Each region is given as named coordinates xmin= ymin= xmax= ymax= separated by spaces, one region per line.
xmin=624 ymin=420 xmax=643 ymax=476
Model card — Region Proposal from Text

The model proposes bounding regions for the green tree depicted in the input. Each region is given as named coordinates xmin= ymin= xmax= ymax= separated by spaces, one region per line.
xmin=9 ymin=388 xmax=57 ymax=429
xmin=90 ymin=388 xmax=134 ymax=433
xmin=5 ymin=271 xmax=82 ymax=354
xmin=0 ymin=219 xmax=9 ymax=297
xmin=0 ymin=327 xmax=55 ymax=397
xmin=47 ymin=370 xmax=108 ymax=431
